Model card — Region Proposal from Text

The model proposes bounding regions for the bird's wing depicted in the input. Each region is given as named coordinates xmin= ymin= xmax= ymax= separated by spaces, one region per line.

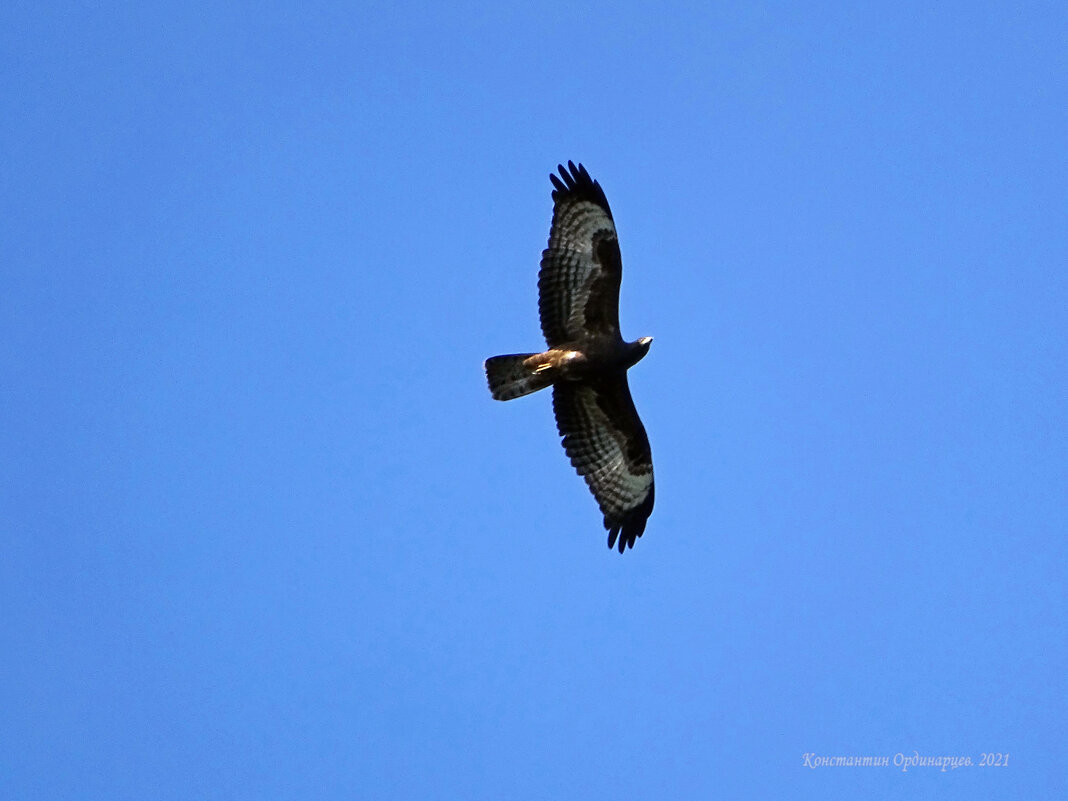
xmin=538 ymin=161 xmax=622 ymax=348
xmin=552 ymin=375 xmax=654 ymax=552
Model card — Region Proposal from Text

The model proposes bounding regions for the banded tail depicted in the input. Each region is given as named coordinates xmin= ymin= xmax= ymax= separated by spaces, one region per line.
xmin=484 ymin=353 xmax=554 ymax=401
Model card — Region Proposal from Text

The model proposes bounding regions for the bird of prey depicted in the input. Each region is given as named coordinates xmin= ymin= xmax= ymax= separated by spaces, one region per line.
xmin=484 ymin=161 xmax=654 ymax=552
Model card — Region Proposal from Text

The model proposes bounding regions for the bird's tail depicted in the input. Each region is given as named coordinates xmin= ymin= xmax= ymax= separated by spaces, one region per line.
xmin=484 ymin=353 xmax=555 ymax=401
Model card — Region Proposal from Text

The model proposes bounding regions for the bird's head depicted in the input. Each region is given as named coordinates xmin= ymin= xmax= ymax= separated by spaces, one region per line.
xmin=626 ymin=336 xmax=653 ymax=366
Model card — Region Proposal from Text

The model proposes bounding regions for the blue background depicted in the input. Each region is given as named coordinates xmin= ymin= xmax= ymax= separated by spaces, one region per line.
xmin=3 ymin=2 xmax=1066 ymax=798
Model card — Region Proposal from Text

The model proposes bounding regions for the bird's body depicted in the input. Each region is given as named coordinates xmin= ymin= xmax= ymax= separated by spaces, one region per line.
xmin=484 ymin=162 xmax=655 ymax=552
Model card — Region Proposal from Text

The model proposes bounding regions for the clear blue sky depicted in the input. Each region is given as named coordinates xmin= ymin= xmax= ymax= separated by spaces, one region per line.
xmin=3 ymin=2 xmax=1066 ymax=798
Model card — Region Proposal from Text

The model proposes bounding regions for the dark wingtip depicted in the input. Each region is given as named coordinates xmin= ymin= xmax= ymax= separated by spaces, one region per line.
xmin=603 ymin=484 xmax=654 ymax=554
xmin=549 ymin=161 xmax=613 ymax=218
xmin=606 ymin=520 xmax=642 ymax=553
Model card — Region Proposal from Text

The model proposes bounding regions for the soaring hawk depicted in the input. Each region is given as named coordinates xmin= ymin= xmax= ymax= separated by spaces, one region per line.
xmin=484 ymin=161 xmax=655 ymax=552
